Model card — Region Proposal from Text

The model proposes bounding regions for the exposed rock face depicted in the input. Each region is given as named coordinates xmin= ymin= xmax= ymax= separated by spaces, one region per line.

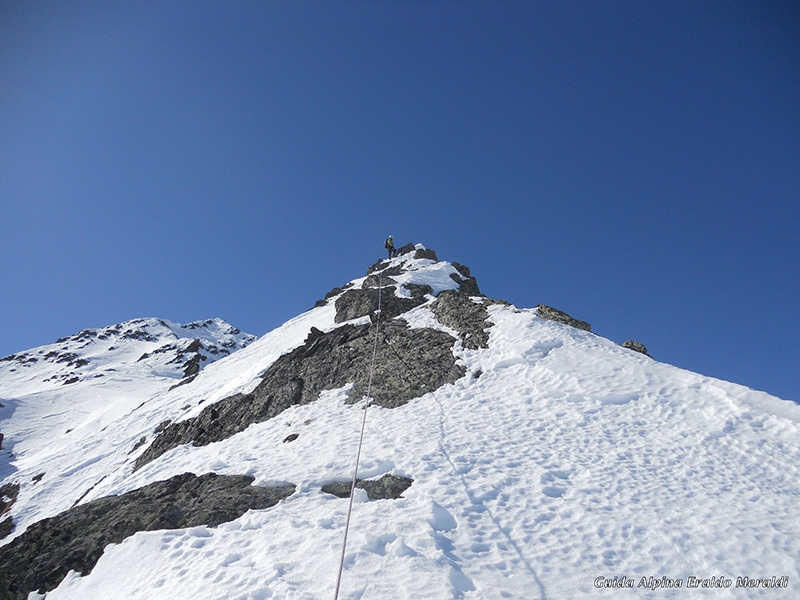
xmin=449 ymin=262 xmax=481 ymax=296
xmin=334 ymin=286 xmax=429 ymax=324
xmin=136 ymin=319 xmax=465 ymax=470
xmin=622 ymin=340 xmax=650 ymax=357
xmin=414 ymin=247 xmax=438 ymax=261
xmin=0 ymin=516 xmax=11 ymax=540
xmin=535 ymin=305 xmax=592 ymax=332
xmin=0 ymin=482 xmax=18 ymax=540
xmin=365 ymin=319 xmax=466 ymax=407
xmin=0 ymin=473 xmax=295 ymax=600
xmin=430 ymin=290 xmax=499 ymax=350
xmin=397 ymin=243 xmax=416 ymax=256
xmin=322 ymin=474 xmax=414 ymax=500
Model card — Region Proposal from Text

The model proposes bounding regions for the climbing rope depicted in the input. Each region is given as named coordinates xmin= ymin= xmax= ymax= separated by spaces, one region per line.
xmin=333 ymin=268 xmax=383 ymax=600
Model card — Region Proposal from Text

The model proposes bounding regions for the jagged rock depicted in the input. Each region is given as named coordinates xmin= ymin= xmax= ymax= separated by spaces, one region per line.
xmin=315 ymin=283 xmax=355 ymax=307
xmin=366 ymin=260 xmax=390 ymax=275
xmin=0 ymin=473 xmax=295 ymax=600
xmin=622 ymin=340 xmax=650 ymax=357
xmin=0 ymin=516 xmax=12 ymax=540
xmin=322 ymin=474 xmax=413 ymax=500
xmin=402 ymin=283 xmax=433 ymax=298
xmin=362 ymin=273 xmax=398 ymax=289
xmin=448 ymin=261 xmax=481 ymax=296
xmin=431 ymin=290 xmax=497 ymax=350
xmin=130 ymin=436 xmax=147 ymax=453
xmin=135 ymin=320 xmax=465 ymax=470
xmin=364 ymin=320 xmax=466 ymax=407
xmin=397 ymin=243 xmax=416 ymax=256
xmin=283 ymin=433 xmax=299 ymax=443
xmin=183 ymin=355 xmax=202 ymax=378
xmin=0 ymin=482 xmax=19 ymax=517
xmin=535 ymin=305 xmax=592 ymax=332
xmin=414 ymin=248 xmax=438 ymax=261
xmin=334 ymin=286 xmax=428 ymax=323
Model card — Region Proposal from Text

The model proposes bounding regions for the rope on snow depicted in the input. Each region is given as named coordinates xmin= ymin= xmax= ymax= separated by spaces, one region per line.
xmin=333 ymin=267 xmax=383 ymax=600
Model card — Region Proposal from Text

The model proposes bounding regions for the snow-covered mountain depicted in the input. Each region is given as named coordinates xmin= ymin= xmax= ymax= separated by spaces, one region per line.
xmin=1 ymin=244 xmax=798 ymax=599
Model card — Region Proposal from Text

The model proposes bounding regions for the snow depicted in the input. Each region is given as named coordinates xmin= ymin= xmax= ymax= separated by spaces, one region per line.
xmin=2 ymin=253 xmax=800 ymax=599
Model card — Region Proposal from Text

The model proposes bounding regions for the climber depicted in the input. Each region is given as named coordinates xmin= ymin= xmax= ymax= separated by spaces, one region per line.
xmin=384 ymin=235 xmax=397 ymax=258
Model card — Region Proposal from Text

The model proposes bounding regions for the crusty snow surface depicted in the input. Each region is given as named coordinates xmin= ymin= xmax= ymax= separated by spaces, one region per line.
xmin=1 ymin=248 xmax=799 ymax=599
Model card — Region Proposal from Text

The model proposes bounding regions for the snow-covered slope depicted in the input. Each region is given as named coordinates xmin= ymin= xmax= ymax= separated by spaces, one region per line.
xmin=1 ymin=246 xmax=799 ymax=599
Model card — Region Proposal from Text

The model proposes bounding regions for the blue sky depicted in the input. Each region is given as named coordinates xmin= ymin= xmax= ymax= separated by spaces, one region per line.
xmin=1 ymin=1 xmax=798 ymax=402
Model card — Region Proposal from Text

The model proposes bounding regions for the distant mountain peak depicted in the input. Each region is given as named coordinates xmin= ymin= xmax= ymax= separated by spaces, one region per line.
xmin=0 ymin=317 xmax=256 ymax=393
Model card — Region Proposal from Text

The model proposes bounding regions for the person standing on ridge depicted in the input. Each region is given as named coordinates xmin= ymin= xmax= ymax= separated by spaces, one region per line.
xmin=384 ymin=235 xmax=397 ymax=258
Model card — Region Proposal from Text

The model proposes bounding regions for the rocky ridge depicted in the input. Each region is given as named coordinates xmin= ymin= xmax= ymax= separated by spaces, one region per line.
xmin=0 ymin=243 xmax=657 ymax=599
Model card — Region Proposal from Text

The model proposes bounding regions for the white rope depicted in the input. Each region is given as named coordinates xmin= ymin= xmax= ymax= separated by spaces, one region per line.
xmin=333 ymin=268 xmax=383 ymax=600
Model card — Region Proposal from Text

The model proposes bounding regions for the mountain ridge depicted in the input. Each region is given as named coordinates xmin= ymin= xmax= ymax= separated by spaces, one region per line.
xmin=1 ymin=244 xmax=798 ymax=599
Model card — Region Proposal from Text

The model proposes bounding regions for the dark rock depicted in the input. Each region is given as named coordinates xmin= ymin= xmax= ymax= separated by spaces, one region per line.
xmin=316 ymin=282 xmax=355 ymax=306
xmin=283 ymin=433 xmax=299 ymax=443
xmin=136 ymin=320 xmax=464 ymax=470
xmin=366 ymin=260 xmax=391 ymax=275
xmin=414 ymin=248 xmax=438 ymax=261
xmin=0 ymin=516 xmax=12 ymax=540
xmin=0 ymin=482 xmax=18 ymax=540
xmin=362 ymin=274 xmax=398 ymax=289
xmin=451 ymin=262 xmax=471 ymax=278
xmin=0 ymin=473 xmax=296 ymax=600
xmin=185 ymin=339 xmax=202 ymax=353
xmin=536 ymin=305 xmax=592 ymax=332
xmin=322 ymin=474 xmax=413 ymax=500
xmin=360 ymin=474 xmax=414 ymax=499
xmin=169 ymin=374 xmax=197 ymax=391
xmin=0 ymin=482 xmax=19 ymax=515
xmin=448 ymin=272 xmax=481 ymax=296
xmin=31 ymin=473 xmax=44 ymax=484
xmin=334 ymin=286 xmax=427 ymax=323
xmin=622 ymin=340 xmax=650 ymax=357
xmin=431 ymin=290 xmax=496 ymax=350
xmin=362 ymin=265 xmax=405 ymax=289
xmin=183 ymin=355 xmax=202 ymax=378
xmin=362 ymin=320 xmax=466 ymax=408
xmin=305 ymin=327 xmax=325 ymax=343
xmin=62 ymin=376 xmax=79 ymax=385
xmin=402 ymin=283 xmax=433 ymax=298
xmin=321 ymin=481 xmax=352 ymax=498
xmin=130 ymin=436 xmax=147 ymax=453
xmin=397 ymin=243 xmax=416 ymax=256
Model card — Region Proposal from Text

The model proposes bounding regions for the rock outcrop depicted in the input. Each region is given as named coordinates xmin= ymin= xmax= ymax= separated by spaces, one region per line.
xmin=136 ymin=318 xmax=465 ymax=470
xmin=334 ymin=286 xmax=429 ymax=323
xmin=430 ymin=290 xmax=500 ymax=350
xmin=0 ymin=473 xmax=295 ymax=600
xmin=0 ymin=482 xmax=18 ymax=540
xmin=322 ymin=474 xmax=414 ymax=500
xmin=535 ymin=305 xmax=592 ymax=332
xmin=622 ymin=340 xmax=650 ymax=357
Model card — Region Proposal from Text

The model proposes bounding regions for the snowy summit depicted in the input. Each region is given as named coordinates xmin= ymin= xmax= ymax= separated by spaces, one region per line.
xmin=0 ymin=244 xmax=798 ymax=599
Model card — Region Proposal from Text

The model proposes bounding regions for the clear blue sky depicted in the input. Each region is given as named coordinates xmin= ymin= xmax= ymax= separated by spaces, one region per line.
xmin=1 ymin=1 xmax=798 ymax=402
